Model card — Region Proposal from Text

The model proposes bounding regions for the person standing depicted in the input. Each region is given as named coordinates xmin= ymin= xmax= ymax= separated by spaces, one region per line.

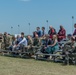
xmin=48 ymin=26 xmax=56 ymax=39
xmin=73 ymin=24 xmax=76 ymax=36
xmin=41 ymin=27 xmax=46 ymax=37
xmin=36 ymin=27 xmax=41 ymax=37
xmin=58 ymin=25 xmax=66 ymax=42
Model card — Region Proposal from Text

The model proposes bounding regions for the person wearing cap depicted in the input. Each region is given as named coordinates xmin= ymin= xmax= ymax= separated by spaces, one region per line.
xmin=58 ymin=25 xmax=66 ymax=42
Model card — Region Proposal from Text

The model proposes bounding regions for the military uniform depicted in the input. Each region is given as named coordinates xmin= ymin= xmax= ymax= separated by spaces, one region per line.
xmin=33 ymin=38 xmax=40 ymax=46
xmin=31 ymin=38 xmax=40 ymax=54
xmin=63 ymin=41 xmax=76 ymax=65
xmin=63 ymin=41 xmax=76 ymax=52
xmin=0 ymin=33 xmax=3 ymax=49
xmin=26 ymin=38 xmax=33 ymax=54
xmin=28 ymin=38 xmax=33 ymax=46
xmin=3 ymin=35 xmax=10 ymax=49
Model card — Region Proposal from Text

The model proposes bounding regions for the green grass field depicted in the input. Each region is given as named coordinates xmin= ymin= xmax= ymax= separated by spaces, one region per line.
xmin=0 ymin=56 xmax=76 ymax=75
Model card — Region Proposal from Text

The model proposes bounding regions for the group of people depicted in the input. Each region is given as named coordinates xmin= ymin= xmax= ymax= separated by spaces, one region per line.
xmin=31 ymin=25 xmax=66 ymax=54
xmin=33 ymin=25 xmax=66 ymax=42
xmin=1 ymin=24 xmax=76 ymax=57
xmin=3 ymin=32 xmax=28 ymax=51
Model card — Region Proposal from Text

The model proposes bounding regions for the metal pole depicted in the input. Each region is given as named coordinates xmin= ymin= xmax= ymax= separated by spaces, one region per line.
xmin=46 ymin=20 xmax=48 ymax=33
xmin=72 ymin=16 xmax=74 ymax=33
xmin=18 ymin=25 xmax=20 ymax=34
xmin=28 ymin=23 xmax=30 ymax=35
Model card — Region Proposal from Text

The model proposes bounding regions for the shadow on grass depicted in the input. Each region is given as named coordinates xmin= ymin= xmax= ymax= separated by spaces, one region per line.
xmin=1 ymin=54 xmax=75 ymax=66
xmin=0 ymin=54 xmax=34 ymax=60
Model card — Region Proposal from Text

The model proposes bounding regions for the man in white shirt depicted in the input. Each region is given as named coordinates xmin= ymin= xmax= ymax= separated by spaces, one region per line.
xmin=13 ymin=32 xmax=27 ymax=51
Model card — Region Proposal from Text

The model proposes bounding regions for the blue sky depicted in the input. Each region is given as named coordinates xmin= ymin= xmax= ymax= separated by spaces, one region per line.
xmin=0 ymin=0 xmax=76 ymax=35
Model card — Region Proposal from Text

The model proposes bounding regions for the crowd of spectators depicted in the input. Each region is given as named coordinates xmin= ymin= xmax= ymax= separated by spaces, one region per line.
xmin=1 ymin=24 xmax=76 ymax=57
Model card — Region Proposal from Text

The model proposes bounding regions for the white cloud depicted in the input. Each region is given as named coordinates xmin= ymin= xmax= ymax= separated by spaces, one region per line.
xmin=20 ymin=0 xmax=31 ymax=2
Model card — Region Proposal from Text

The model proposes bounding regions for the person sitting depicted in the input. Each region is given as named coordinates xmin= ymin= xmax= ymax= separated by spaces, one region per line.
xmin=3 ymin=32 xmax=10 ymax=49
xmin=18 ymin=32 xmax=27 ymax=48
xmin=9 ymin=36 xmax=16 ymax=51
xmin=63 ymin=36 xmax=76 ymax=53
xmin=62 ymin=36 xmax=76 ymax=64
xmin=13 ymin=32 xmax=27 ymax=51
xmin=33 ymin=34 xmax=40 ymax=46
xmin=0 ymin=33 xmax=3 ymax=42
xmin=30 ymin=34 xmax=40 ymax=54
xmin=69 ymin=36 xmax=76 ymax=53
xmin=15 ymin=35 xmax=22 ymax=45
xmin=43 ymin=35 xmax=59 ymax=54
xmin=40 ymin=36 xmax=46 ymax=46
xmin=73 ymin=23 xmax=76 ymax=36
xmin=67 ymin=34 xmax=72 ymax=40
xmin=59 ymin=34 xmax=72 ymax=49
xmin=27 ymin=35 xmax=33 ymax=46
xmin=33 ymin=31 xmax=37 ymax=38
xmin=58 ymin=25 xmax=66 ymax=42
xmin=48 ymin=26 xmax=57 ymax=39
xmin=36 ymin=27 xmax=41 ymax=37
xmin=41 ymin=34 xmax=52 ymax=53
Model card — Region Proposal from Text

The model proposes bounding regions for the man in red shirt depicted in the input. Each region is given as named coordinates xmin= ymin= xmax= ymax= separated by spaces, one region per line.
xmin=58 ymin=25 xmax=66 ymax=42
xmin=48 ymin=26 xmax=57 ymax=39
